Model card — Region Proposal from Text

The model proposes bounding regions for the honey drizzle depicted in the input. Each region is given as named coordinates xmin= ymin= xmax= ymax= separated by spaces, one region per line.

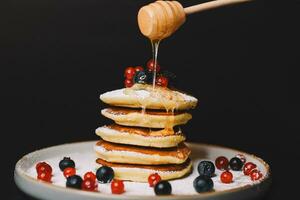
xmin=151 ymin=40 xmax=161 ymax=89
xmin=150 ymin=39 xmax=176 ymax=136
xmin=124 ymin=84 xmax=186 ymax=136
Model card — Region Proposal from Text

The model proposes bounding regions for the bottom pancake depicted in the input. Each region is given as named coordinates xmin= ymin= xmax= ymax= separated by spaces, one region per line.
xmin=95 ymin=158 xmax=192 ymax=182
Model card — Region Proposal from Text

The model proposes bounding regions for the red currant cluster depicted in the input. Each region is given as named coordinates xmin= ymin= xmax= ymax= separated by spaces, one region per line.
xmin=215 ymin=154 xmax=263 ymax=184
xmin=214 ymin=156 xmax=233 ymax=183
xmin=124 ymin=59 xmax=169 ymax=88
xmin=244 ymin=162 xmax=263 ymax=181
xmin=35 ymin=159 xmax=125 ymax=194
xmin=82 ymin=172 xmax=98 ymax=191
xmin=124 ymin=66 xmax=144 ymax=88
xmin=36 ymin=162 xmax=53 ymax=182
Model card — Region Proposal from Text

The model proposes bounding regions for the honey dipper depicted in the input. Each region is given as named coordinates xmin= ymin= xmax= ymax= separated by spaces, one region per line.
xmin=138 ymin=0 xmax=251 ymax=41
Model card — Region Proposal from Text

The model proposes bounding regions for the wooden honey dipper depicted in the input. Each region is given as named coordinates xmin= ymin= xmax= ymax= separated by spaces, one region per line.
xmin=138 ymin=0 xmax=251 ymax=41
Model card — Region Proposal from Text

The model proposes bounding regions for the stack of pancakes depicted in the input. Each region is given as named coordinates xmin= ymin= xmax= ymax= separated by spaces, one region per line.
xmin=95 ymin=84 xmax=198 ymax=182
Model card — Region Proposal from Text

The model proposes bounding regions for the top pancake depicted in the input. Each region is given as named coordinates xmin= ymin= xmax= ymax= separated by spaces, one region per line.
xmin=100 ymin=84 xmax=198 ymax=110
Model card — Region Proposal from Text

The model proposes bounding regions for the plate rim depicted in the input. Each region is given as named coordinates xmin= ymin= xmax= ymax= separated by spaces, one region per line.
xmin=14 ymin=140 xmax=271 ymax=200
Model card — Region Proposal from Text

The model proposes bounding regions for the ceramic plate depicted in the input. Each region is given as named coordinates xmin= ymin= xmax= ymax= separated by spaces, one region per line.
xmin=14 ymin=141 xmax=271 ymax=200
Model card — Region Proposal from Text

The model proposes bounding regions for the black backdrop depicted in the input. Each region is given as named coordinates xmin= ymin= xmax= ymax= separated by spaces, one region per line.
xmin=3 ymin=0 xmax=299 ymax=199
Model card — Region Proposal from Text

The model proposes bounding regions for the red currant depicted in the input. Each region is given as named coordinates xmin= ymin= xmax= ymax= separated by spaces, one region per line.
xmin=36 ymin=162 xmax=52 ymax=175
xmin=156 ymin=76 xmax=168 ymax=87
xmin=37 ymin=171 xmax=52 ymax=182
xmin=148 ymin=173 xmax=161 ymax=187
xmin=243 ymin=162 xmax=257 ymax=176
xmin=124 ymin=79 xmax=134 ymax=88
xmin=84 ymin=171 xmax=97 ymax=181
xmin=215 ymin=156 xmax=229 ymax=170
xmin=250 ymin=169 xmax=263 ymax=181
xmin=220 ymin=171 xmax=233 ymax=184
xmin=36 ymin=162 xmax=44 ymax=170
xmin=135 ymin=66 xmax=144 ymax=73
xmin=147 ymin=59 xmax=161 ymax=73
xmin=236 ymin=154 xmax=246 ymax=164
xmin=111 ymin=179 xmax=125 ymax=194
xmin=124 ymin=67 xmax=136 ymax=79
xmin=81 ymin=178 xmax=98 ymax=191
xmin=63 ymin=167 xmax=76 ymax=178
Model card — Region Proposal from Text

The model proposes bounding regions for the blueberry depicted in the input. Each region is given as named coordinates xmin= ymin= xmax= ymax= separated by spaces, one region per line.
xmin=154 ymin=181 xmax=172 ymax=195
xmin=229 ymin=157 xmax=243 ymax=171
xmin=59 ymin=157 xmax=75 ymax=171
xmin=96 ymin=166 xmax=114 ymax=183
xmin=134 ymin=71 xmax=148 ymax=84
xmin=193 ymin=175 xmax=214 ymax=193
xmin=66 ymin=175 xmax=83 ymax=189
xmin=197 ymin=161 xmax=215 ymax=177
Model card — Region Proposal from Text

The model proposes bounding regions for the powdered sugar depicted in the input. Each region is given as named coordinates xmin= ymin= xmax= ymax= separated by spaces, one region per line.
xmin=100 ymin=88 xmax=197 ymax=102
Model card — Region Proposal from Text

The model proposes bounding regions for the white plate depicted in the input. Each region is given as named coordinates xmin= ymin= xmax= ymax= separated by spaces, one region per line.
xmin=14 ymin=141 xmax=271 ymax=200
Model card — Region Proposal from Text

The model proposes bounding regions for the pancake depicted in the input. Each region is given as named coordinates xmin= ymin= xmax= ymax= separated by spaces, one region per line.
xmin=94 ymin=140 xmax=191 ymax=165
xmin=101 ymin=107 xmax=192 ymax=128
xmin=96 ymin=158 xmax=192 ymax=182
xmin=100 ymin=84 xmax=198 ymax=110
xmin=95 ymin=124 xmax=186 ymax=148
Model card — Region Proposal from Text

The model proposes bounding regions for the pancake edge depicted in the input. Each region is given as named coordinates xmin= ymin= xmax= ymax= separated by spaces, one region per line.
xmin=94 ymin=143 xmax=190 ymax=165
xmin=95 ymin=126 xmax=186 ymax=148
xmin=100 ymin=88 xmax=198 ymax=110
xmin=101 ymin=108 xmax=192 ymax=128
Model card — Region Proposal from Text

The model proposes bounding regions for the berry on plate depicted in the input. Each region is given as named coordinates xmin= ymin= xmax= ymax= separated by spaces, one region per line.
xmin=124 ymin=67 xmax=136 ymax=79
xmin=84 ymin=171 xmax=97 ymax=182
xmin=148 ymin=173 xmax=161 ymax=187
xmin=96 ymin=166 xmax=114 ymax=183
xmin=82 ymin=178 xmax=98 ymax=191
xmin=229 ymin=157 xmax=243 ymax=171
xmin=147 ymin=59 xmax=161 ymax=73
xmin=197 ymin=161 xmax=215 ymax=177
xmin=250 ymin=169 xmax=263 ymax=181
xmin=154 ymin=181 xmax=172 ymax=195
xmin=36 ymin=162 xmax=52 ymax=175
xmin=63 ymin=167 xmax=76 ymax=178
xmin=111 ymin=179 xmax=125 ymax=194
xmin=220 ymin=171 xmax=233 ymax=184
xmin=59 ymin=157 xmax=75 ymax=171
xmin=215 ymin=156 xmax=229 ymax=170
xmin=243 ymin=162 xmax=257 ymax=176
xmin=66 ymin=175 xmax=83 ymax=189
xmin=193 ymin=175 xmax=214 ymax=193
xmin=37 ymin=171 xmax=52 ymax=183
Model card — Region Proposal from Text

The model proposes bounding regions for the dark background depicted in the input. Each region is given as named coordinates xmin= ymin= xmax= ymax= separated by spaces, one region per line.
xmin=2 ymin=0 xmax=299 ymax=199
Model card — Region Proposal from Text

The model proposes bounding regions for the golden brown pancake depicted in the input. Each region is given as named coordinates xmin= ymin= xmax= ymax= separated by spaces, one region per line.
xmin=94 ymin=140 xmax=191 ymax=165
xmin=101 ymin=107 xmax=192 ymax=128
xmin=95 ymin=124 xmax=186 ymax=148
xmin=100 ymin=84 xmax=198 ymax=110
